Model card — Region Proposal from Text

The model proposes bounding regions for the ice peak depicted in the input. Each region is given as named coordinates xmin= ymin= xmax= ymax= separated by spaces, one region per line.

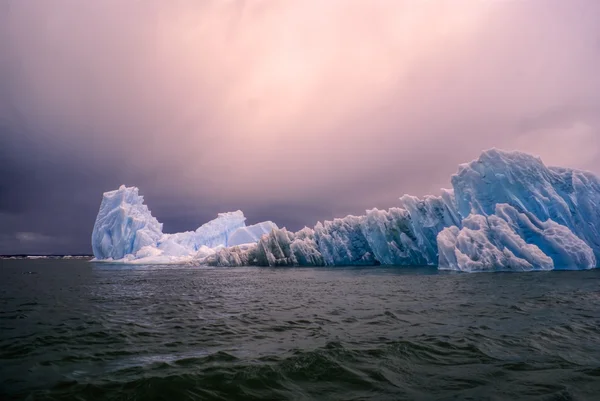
xmin=91 ymin=149 xmax=600 ymax=271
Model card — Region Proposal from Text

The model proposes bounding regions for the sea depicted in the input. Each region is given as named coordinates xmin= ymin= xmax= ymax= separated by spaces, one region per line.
xmin=1 ymin=258 xmax=600 ymax=400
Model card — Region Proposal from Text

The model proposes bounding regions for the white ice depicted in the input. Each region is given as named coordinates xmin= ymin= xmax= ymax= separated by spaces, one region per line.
xmin=204 ymin=149 xmax=600 ymax=271
xmin=91 ymin=186 xmax=276 ymax=263
xmin=437 ymin=205 xmax=595 ymax=272
xmin=228 ymin=221 xmax=279 ymax=247
xmin=92 ymin=150 xmax=600 ymax=271
xmin=91 ymin=186 xmax=163 ymax=260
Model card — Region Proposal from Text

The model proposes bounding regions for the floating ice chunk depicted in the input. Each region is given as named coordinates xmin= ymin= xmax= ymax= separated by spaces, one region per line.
xmin=91 ymin=186 xmax=268 ymax=263
xmin=93 ymin=149 xmax=600 ymax=271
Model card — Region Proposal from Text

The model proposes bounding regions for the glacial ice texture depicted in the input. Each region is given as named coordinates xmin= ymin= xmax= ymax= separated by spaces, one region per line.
xmin=91 ymin=186 xmax=163 ymax=260
xmin=205 ymin=149 xmax=600 ymax=271
xmin=92 ymin=149 xmax=600 ymax=271
xmin=437 ymin=205 xmax=595 ymax=272
xmin=91 ymin=186 xmax=277 ymax=263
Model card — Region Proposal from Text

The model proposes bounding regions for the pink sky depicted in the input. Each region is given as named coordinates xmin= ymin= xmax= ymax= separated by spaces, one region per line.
xmin=1 ymin=0 xmax=600 ymax=253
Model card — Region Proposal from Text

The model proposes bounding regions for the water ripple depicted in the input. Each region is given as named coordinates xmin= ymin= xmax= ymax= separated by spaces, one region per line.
xmin=1 ymin=260 xmax=600 ymax=400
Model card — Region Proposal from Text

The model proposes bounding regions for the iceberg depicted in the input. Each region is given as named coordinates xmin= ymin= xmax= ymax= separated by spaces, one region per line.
xmin=91 ymin=149 xmax=600 ymax=271
xmin=204 ymin=149 xmax=600 ymax=271
xmin=90 ymin=185 xmax=278 ymax=263
xmin=91 ymin=186 xmax=163 ymax=260
xmin=451 ymin=150 xmax=600 ymax=262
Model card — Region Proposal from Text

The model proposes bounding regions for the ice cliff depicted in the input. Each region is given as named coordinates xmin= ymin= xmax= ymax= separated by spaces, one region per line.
xmin=203 ymin=149 xmax=599 ymax=271
xmin=91 ymin=149 xmax=600 ymax=271
xmin=91 ymin=185 xmax=278 ymax=264
xmin=91 ymin=186 xmax=163 ymax=260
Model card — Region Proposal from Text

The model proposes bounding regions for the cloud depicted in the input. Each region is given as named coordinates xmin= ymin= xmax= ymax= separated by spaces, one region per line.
xmin=0 ymin=226 xmax=70 ymax=255
xmin=515 ymin=122 xmax=599 ymax=169
xmin=1 ymin=0 xmax=600 ymax=253
xmin=15 ymin=231 xmax=63 ymax=244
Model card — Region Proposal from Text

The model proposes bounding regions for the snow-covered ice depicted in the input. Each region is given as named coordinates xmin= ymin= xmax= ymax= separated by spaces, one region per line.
xmin=91 ymin=186 xmax=163 ymax=260
xmin=91 ymin=149 xmax=600 ymax=271
xmin=91 ymin=186 xmax=277 ymax=263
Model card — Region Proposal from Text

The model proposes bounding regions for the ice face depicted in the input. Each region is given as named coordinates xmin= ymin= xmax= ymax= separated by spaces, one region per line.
xmin=207 ymin=227 xmax=323 ymax=267
xmin=91 ymin=186 xmax=163 ymax=260
xmin=492 ymin=204 xmax=596 ymax=270
xmin=206 ymin=199 xmax=461 ymax=268
xmin=91 ymin=187 xmax=273 ymax=262
xmin=207 ymin=149 xmax=600 ymax=270
xmin=93 ymin=149 xmax=600 ymax=271
xmin=451 ymin=149 xmax=600 ymax=261
xmin=157 ymin=211 xmax=246 ymax=253
xmin=228 ymin=221 xmax=279 ymax=247
xmin=437 ymin=205 xmax=595 ymax=272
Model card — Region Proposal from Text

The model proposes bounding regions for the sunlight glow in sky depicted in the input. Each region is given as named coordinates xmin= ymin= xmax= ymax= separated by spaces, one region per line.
xmin=1 ymin=0 xmax=599 ymax=253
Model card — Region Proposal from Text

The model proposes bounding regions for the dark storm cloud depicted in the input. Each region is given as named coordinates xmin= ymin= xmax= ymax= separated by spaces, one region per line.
xmin=1 ymin=0 xmax=600 ymax=254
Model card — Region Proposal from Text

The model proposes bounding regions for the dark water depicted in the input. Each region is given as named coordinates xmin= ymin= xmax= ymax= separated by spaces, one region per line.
xmin=1 ymin=260 xmax=600 ymax=400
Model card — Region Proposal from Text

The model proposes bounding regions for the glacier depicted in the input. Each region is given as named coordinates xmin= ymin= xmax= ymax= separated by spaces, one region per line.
xmin=91 ymin=149 xmax=600 ymax=271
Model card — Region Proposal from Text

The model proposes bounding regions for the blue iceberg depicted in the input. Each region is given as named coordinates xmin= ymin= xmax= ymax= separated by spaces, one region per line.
xmin=91 ymin=185 xmax=278 ymax=264
xmin=91 ymin=186 xmax=163 ymax=260
xmin=91 ymin=149 xmax=600 ymax=271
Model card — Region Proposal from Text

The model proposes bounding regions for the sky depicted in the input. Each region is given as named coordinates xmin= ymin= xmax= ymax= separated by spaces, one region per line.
xmin=1 ymin=0 xmax=600 ymax=254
